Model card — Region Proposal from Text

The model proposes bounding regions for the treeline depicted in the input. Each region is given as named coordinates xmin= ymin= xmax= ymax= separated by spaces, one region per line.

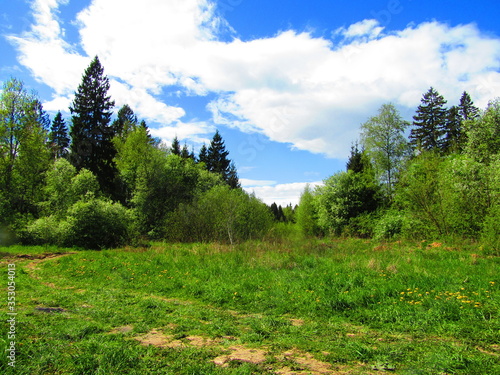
xmin=296 ymin=89 xmax=500 ymax=254
xmin=0 ymin=57 xmax=272 ymax=248
xmin=2 ymin=56 xmax=499 ymax=251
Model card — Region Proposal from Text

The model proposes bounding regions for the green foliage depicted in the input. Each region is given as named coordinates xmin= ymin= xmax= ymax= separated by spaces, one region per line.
xmin=0 ymin=78 xmax=51 ymax=224
xmin=438 ymin=154 xmax=491 ymax=237
xmin=49 ymin=111 xmax=70 ymax=158
xmin=316 ymin=170 xmax=381 ymax=236
xmin=41 ymin=159 xmax=101 ymax=217
xmin=296 ymin=185 xmax=320 ymax=237
xmin=166 ymin=185 xmax=273 ymax=243
xmin=373 ymin=209 xmax=407 ymax=240
xmin=395 ymin=152 xmax=447 ymax=237
xmin=360 ymin=103 xmax=410 ymax=198
xmin=410 ymin=87 xmax=448 ymax=151
xmin=113 ymin=125 xmax=158 ymax=205
xmin=397 ymin=152 xmax=498 ymax=239
xmin=69 ymin=56 xmax=118 ymax=198
xmin=23 ymin=215 xmax=69 ymax=246
xmin=465 ymin=99 xmax=500 ymax=164
xmin=481 ymin=204 xmax=500 ymax=256
xmin=203 ymin=130 xmax=240 ymax=188
xmin=132 ymin=153 xmax=217 ymax=238
xmin=65 ymin=198 xmax=131 ymax=249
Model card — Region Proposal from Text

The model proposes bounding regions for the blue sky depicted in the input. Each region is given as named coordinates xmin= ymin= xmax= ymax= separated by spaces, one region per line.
xmin=1 ymin=0 xmax=500 ymax=205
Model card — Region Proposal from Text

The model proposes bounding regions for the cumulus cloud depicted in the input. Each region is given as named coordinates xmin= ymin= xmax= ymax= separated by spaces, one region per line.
xmin=242 ymin=180 xmax=323 ymax=206
xmin=8 ymin=0 xmax=500 ymax=157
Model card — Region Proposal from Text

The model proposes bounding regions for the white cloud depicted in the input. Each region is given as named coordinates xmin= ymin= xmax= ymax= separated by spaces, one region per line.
xmin=8 ymin=0 xmax=500 ymax=159
xmin=149 ymin=121 xmax=215 ymax=146
xmin=335 ymin=19 xmax=384 ymax=40
xmin=242 ymin=180 xmax=323 ymax=206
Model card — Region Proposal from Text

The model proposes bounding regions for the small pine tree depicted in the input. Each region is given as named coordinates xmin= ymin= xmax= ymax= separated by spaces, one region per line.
xmin=198 ymin=144 xmax=209 ymax=165
xmin=459 ymin=91 xmax=480 ymax=121
xmin=205 ymin=130 xmax=240 ymax=188
xmin=112 ymin=104 xmax=137 ymax=138
xmin=346 ymin=143 xmax=366 ymax=173
xmin=410 ymin=87 xmax=448 ymax=152
xmin=171 ymin=136 xmax=181 ymax=156
xmin=227 ymin=162 xmax=241 ymax=189
xmin=49 ymin=111 xmax=70 ymax=159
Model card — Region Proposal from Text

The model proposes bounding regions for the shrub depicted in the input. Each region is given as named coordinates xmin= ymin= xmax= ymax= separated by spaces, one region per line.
xmin=165 ymin=185 xmax=273 ymax=244
xmin=481 ymin=205 xmax=500 ymax=256
xmin=65 ymin=199 xmax=131 ymax=250
xmin=373 ymin=210 xmax=406 ymax=240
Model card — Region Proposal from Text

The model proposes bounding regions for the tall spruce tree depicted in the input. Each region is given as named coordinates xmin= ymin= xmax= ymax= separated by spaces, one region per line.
xmin=49 ymin=111 xmax=70 ymax=158
xmin=409 ymin=87 xmax=448 ymax=152
xmin=69 ymin=56 xmax=117 ymax=198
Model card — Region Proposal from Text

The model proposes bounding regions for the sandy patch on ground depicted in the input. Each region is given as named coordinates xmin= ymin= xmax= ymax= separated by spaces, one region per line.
xmin=212 ymin=345 xmax=268 ymax=367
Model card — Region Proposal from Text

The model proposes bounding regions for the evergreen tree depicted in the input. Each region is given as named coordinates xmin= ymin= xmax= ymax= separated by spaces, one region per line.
xmin=205 ymin=130 xmax=240 ymax=188
xmin=346 ymin=143 xmax=364 ymax=173
xmin=171 ymin=136 xmax=181 ymax=156
xmin=198 ymin=144 xmax=209 ymax=164
xmin=35 ymin=100 xmax=51 ymax=130
xmin=49 ymin=111 xmax=70 ymax=159
xmin=69 ymin=56 xmax=117 ymax=198
xmin=458 ymin=91 xmax=480 ymax=121
xmin=441 ymin=106 xmax=463 ymax=153
xmin=410 ymin=87 xmax=448 ymax=152
xmin=270 ymin=202 xmax=280 ymax=221
xmin=227 ymin=161 xmax=241 ymax=189
xmin=112 ymin=104 xmax=137 ymax=138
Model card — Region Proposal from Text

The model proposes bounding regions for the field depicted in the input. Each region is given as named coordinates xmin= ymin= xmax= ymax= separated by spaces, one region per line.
xmin=1 ymin=239 xmax=499 ymax=374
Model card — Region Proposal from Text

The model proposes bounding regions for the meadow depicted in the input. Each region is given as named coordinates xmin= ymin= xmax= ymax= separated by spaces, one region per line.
xmin=0 ymin=238 xmax=499 ymax=374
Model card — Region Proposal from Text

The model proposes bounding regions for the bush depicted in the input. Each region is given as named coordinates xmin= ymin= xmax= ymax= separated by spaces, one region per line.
xmin=65 ymin=199 xmax=131 ymax=250
xmin=373 ymin=210 xmax=406 ymax=240
xmin=481 ymin=205 xmax=500 ymax=256
xmin=166 ymin=185 xmax=273 ymax=244
xmin=23 ymin=216 xmax=66 ymax=246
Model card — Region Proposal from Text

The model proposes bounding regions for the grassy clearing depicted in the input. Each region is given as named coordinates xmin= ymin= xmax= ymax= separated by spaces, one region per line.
xmin=1 ymin=239 xmax=499 ymax=374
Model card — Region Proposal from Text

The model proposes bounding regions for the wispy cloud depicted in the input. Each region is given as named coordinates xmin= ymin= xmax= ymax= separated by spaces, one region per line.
xmin=8 ymin=0 xmax=500 ymax=157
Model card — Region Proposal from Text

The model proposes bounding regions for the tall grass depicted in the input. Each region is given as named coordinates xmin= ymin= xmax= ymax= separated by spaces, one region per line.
xmin=0 ymin=238 xmax=498 ymax=374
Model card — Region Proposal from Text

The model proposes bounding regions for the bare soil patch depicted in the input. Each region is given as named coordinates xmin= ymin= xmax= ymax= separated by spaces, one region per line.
xmin=212 ymin=345 xmax=268 ymax=367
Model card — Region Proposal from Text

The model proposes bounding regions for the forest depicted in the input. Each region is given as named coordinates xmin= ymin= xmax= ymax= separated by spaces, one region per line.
xmin=1 ymin=56 xmax=499 ymax=252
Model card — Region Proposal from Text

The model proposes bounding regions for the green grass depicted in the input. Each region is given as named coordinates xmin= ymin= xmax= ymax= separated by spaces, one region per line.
xmin=1 ymin=239 xmax=499 ymax=374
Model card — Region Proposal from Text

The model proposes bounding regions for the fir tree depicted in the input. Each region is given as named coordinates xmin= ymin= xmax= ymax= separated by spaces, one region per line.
xmin=206 ymin=130 xmax=230 ymax=173
xmin=227 ymin=161 xmax=241 ymax=189
xmin=112 ymin=104 xmax=137 ymax=138
xmin=346 ymin=143 xmax=365 ymax=173
xmin=441 ymin=106 xmax=463 ymax=153
xmin=409 ymin=87 xmax=448 ymax=151
xmin=69 ymin=56 xmax=117 ymax=198
xmin=171 ymin=136 xmax=181 ymax=156
xmin=458 ymin=91 xmax=480 ymax=121
xmin=206 ymin=130 xmax=240 ymax=188
xmin=198 ymin=144 xmax=209 ymax=164
xmin=49 ymin=111 xmax=70 ymax=159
